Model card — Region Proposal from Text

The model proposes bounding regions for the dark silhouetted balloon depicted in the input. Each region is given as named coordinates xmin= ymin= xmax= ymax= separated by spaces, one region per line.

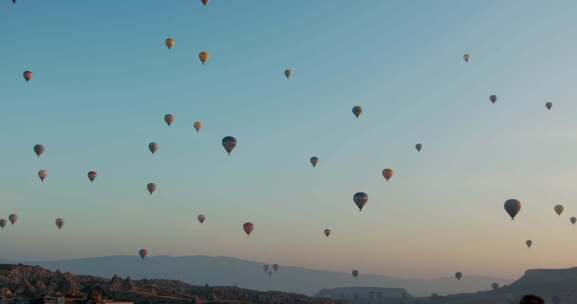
xmin=34 ymin=144 xmax=45 ymax=157
xmin=199 ymin=51 xmax=209 ymax=65
xmin=148 ymin=142 xmax=159 ymax=154
xmin=194 ymin=121 xmax=203 ymax=133
xmin=87 ymin=171 xmax=97 ymax=182
xmin=138 ymin=249 xmax=148 ymax=259
xmin=55 ymin=218 xmax=64 ymax=230
xmin=353 ymin=192 xmax=368 ymax=211
xmin=284 ymin=69 xmax=292 ymax=79
xmin=352 ymin=270 xmax=359 ymax=278
xmin=382 ymin=168 xmax=393 ymax=182
xmin=23 ymin=71 xmax=32 ymax=82
xmin=273 ymin=264 xmax=279 ymax=272
xmin=164 ymin=114 xmax=174 ymax=126
xmin=352 ymin=106 xmax=362 ymax=118
xmin=243 ymin=222 xmax=254 ymax=235
xmin=147 ymin=183 xmax=157 ymax=194
xmin=9 ymin=214 xmax=18 ymax=225
xmin=463 ymin=54 xmax=470 ymax=62
xmin=571 ymin=217 xmax=576 ymax=225
xmin=526 ymin=240 xmax=532 ymax=248
xmin=415 ymin=143 xmax=422 ymax=152
xmin=324 ymin=229 xmax=331 ymax=237
xmin=546 ymin=102 xmax=552 ymax=110
xmin=554 ymin=204 xmax=564 ymax=216
xmin=504 ymin=199 xmax=521 ymax=220
xmin=197 ymin=214 xmax=206 ymax=224
xmin=455 ymin=272 xmax=463 ymax=280
xmin=165 ymin=38 xmax=175 ymax=50
xmin=490 ymin=95 xmax=497 ymax=104
xmin=222 ymin=136 xmax=237 ymax=155
xmin=0 ymin=219 xmax=6 ymax=229
xmin=38 ymin=170 xmax=48 ymax=182
xmin=201 ymin=0 xmax=208 ymax=6
xmin=310 ymin=157 xmax=319 ymax=167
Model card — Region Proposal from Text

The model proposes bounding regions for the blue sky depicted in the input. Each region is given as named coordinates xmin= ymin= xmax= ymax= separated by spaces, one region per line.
xmin=2 ymin=0 xmax=577 ymax=279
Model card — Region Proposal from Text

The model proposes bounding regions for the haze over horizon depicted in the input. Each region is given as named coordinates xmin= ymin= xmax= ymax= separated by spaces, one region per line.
xmin=2 ymin=0 xmax=577 ymax=282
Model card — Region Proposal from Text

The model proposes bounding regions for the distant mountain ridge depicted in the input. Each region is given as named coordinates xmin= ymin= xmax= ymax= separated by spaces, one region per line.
xmin=8 ymin=255 xmax=508 ymax=296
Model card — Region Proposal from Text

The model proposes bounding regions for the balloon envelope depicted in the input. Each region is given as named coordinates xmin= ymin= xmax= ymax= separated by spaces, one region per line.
xmin=353 ymin=192 xmax=368 ymax=211
xmin=87 ymin=171 xmax=97 ymax=182
xmin=310 ymin=157 xmax=319 ymax=167
xmin=546 ymin=102 xmax=553 ymax=110
xmin=272 ymin=264 xmax=279 ymax=272
xmin=284 ymin=69 xmax=292 ymax=79
xmin=490 ymin=95 xmax=497 ymax=103
xmin=199 ymin=51 xmax=209 ymax=64
xmin=34 ymin=144 xmax=45 ymax=157
xmin=382 ymin=168 xmax=393 ymax=181
xmin=455 ymin=272 xmax=463 ymax=280
xmin=504 ymin=199 xmax=522 ymax=220
xmin=243 ymin=222 xmax=254 ymax=235
xmin=0 ymin=219 xmax=6 ymax=229
xmin=23 ymin=71 xmax=32 ymax=82
xmin=194 ymin=121 xmax=203 ymax=133
xmin=138 ymin=249 xmax=148 ymax=259
xmin=324 ymin=229 xmax=331 ymax=237
xmin=463 ymin=54 xmax=470 ymax=62
xmin=9 ymin=214 xmax=18 ymax=225
xmin=164 ymin=114 xmax=174 ymax=126
xmin=197 ymin=214 xmax=206 ymax=224
xmin=554 ymin=204 xmax=564 ymax=216
xmin=222 ymin=136 xmax=237 ymax=155
xmin=55 ymin=218 xmax=64 ymax=230
xmin=352 ymin=270 xmax=359 ymax=278
xmin=148 ymin=142 xmax=159 ymax=154
xmin=165 ymin=38 xmax=175 ymax=49
xmin=352 ymin=106 xmax=362 ymax=118
xmin=201 ymin=0 xmax=208 ymax=6
xmin=147 ymin=183 xmax=157 ymax=194
xmin=38 ymin=170 xmax=48 ymax=182
xmin=526 ymin=240 xmax=532 ymax=248
xmin=571 ymin=217 xmax=576 ymax=225
xmin=415 ymin=143 xmax=422 ymax=152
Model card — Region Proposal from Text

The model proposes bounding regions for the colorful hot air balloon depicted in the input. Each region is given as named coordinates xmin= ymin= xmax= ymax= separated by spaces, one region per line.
xmin=382 ymin=168 xmax=393 ymax=182
xmin=148 ymin=142 xmax=159 ymax=154
xmin=23 ymin=71 xmax=32 ymax=82
xmin=9 ymin=214 xmax=18 ymax=225
xmin=504 ymin=199 xmax=521 ymax=220
xmin=87 ymin=171 xmax=97 ymax=182
xmin=415 ymin=143 xmax=422 ymax=152
xmin=489 ymin=95 xmax=497 ymax=104
xmin=164 ymin=114 xmax=174 ymax=126
xmin=272 ymin=264 xmax=279 ymax=272
xmin=554 ymin=204 xmax=564 ymax=216
xmin=455 ymin=272 xmax=463 ymax=280
xmin=353 ymin=192 xmax=368 ymax=211
xmin=138 ymin=249 xmax=148 ymax=259
xmin=546 ymin=102 xmax=553 ymax=110
xmin=0 ymin=219 xmax=7 ymax=229
xmin=197 ymin=214 xmax=206 ymax=224
xmin=55 ymin=218 xmax=64 ymax=230
xmin=222 ymin=136 xmax=237 ymax=155
xmin=243 ymin=222 xmax=254 ymax=236
xmin=33 ymin=144 xmax=45 ymax=157
xmin=571 ymin=217 xmax=576 ymax=225
xmin=193 ymin=121 xmax=203 ymax=133
xmin=38 ymin=170 xmax=48 ymax=182
xmin=284 ymin=69 xmax=292 ymax=79
xmin=352 ymin=270 xmax=359 ymax=278
xmin=201 ymin=0 xmax=208 ymax=6
xmin=147 ymin=183 xmax=157 ymax=195
xmin=526 ymin=240 xmax=533 ymax=248
xmin=199 ymin=51 xmax=209 ymax=65
xmin=165 ymin=38 xmax=175 ymax=50
xmin=352 ymin=106 xmax=362 ymax=118
xmin=310 ymin=157 xmax=319 ymax=167
xmin=463 ymin=54 xmax=470 ymax=63
xmin=324 ymin=229 xmax=331 ymax=237
xmin=491 ymin=283 xmax=499 ymax=291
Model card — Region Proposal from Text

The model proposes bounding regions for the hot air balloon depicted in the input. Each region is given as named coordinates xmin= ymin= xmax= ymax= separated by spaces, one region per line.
xmin=148 ymin=142 xmax=159 ymax=154
xmin=526 ymin=240 xmax=533 ymax=248
xmin=147 ymin=183 xmax=157 ymax=194
xmin=571 ymin=217 xmax=576 ymax=225
xmin=263 ymin=265 xmax=269 ymax=273
xmin=491 ymin=283 xmax=499 ymax=290
xmin=352 ymin=270 xmax=359 ymax=278
xmin=201 ymin=0 xmax=208 ymax=6
xmin=310 ymin=157 xmax=319 ymax=167
xmin=504 ymin=199 xmax=521 ymax=220
xmin=222 ymin=136 xmax=237 ymax=155
xmin=382 ymin=168 xmax=393 ymax=182
xmin=38 ymin=170 xmax=48 ymax=182
xmin=194 ymin=121 xmax=203 ymax=133
xmin=165 ymin=38 xmax=175 ymax=50
xmin=23 ymin=71 xmax=32 ymax=82
xmin=415 ymin=143 xmax=422 ymax=152
xmin=455 ymin=272 xmax=463 ymax=280
xmin=0 ymin=219 xmax=6 ymax=229
xmin=272 ymin=264 xmax=279 ymax=272
xmin=243 ymin=222 xmax=254 ymax=236
xmin=11 ymin=0 xmax=16 ymax=4
xmin=138 ymin=249 xmax=148 ymax=259
xmin=164 ymin=114 xmax=174 ymax=126
xmin=9 ymin=214 xmax=18 ymax=225
xmin=352 ymin=106 xmax=362 ymax=118
xmin=33 ymin=144 xmax=45 ymax=157
xmin=554 ymin=204 xmax=564 ymax=216
xmin=353 ymin=192 xmax=368 ymax=211
xmin=199 ymin=51 xmax=209 ymax=65
xmin=324 ymin=229 xmax=331 ymax=237
xmin=284 ymin=69 xmax=292 ymax=79
xmin=87 ymin=171 xmax=97 ymax=182
xmin=546 ymin=102 xmax=553 ymax=110
xmin=197 ymin=214 xmax=206 ymax=224
xmin=55 ymin=218 xmax=64 ymax=230
xmin=463 ymin=54 xmax=470 ymax=63
xmin=489 ymin=95 xmax=497 ymax=104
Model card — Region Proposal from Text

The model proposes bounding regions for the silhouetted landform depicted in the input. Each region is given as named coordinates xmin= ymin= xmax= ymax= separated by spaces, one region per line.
xmin=21 ymin=255 xmax=507 ymax=296
xmin=414 ymin=267 xmax=577 ymax=304
xmin=0 ymin=264 xmax=346 ymax=304
xmin=316 ymin=287 xmax=414 ymax=304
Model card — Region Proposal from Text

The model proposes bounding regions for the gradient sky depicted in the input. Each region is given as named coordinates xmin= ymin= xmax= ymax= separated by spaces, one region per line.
xmin=2 ymin=0 xmax=577 ymax=280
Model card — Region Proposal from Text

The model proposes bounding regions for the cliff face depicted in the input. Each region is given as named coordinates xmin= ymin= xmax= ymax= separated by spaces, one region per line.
xmin=0 ymin=264 xmax=347 ymax=304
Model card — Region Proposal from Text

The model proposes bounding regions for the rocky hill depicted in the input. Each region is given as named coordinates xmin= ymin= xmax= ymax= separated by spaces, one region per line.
xmin=0 ymin=264 xmax=347 ymax=304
